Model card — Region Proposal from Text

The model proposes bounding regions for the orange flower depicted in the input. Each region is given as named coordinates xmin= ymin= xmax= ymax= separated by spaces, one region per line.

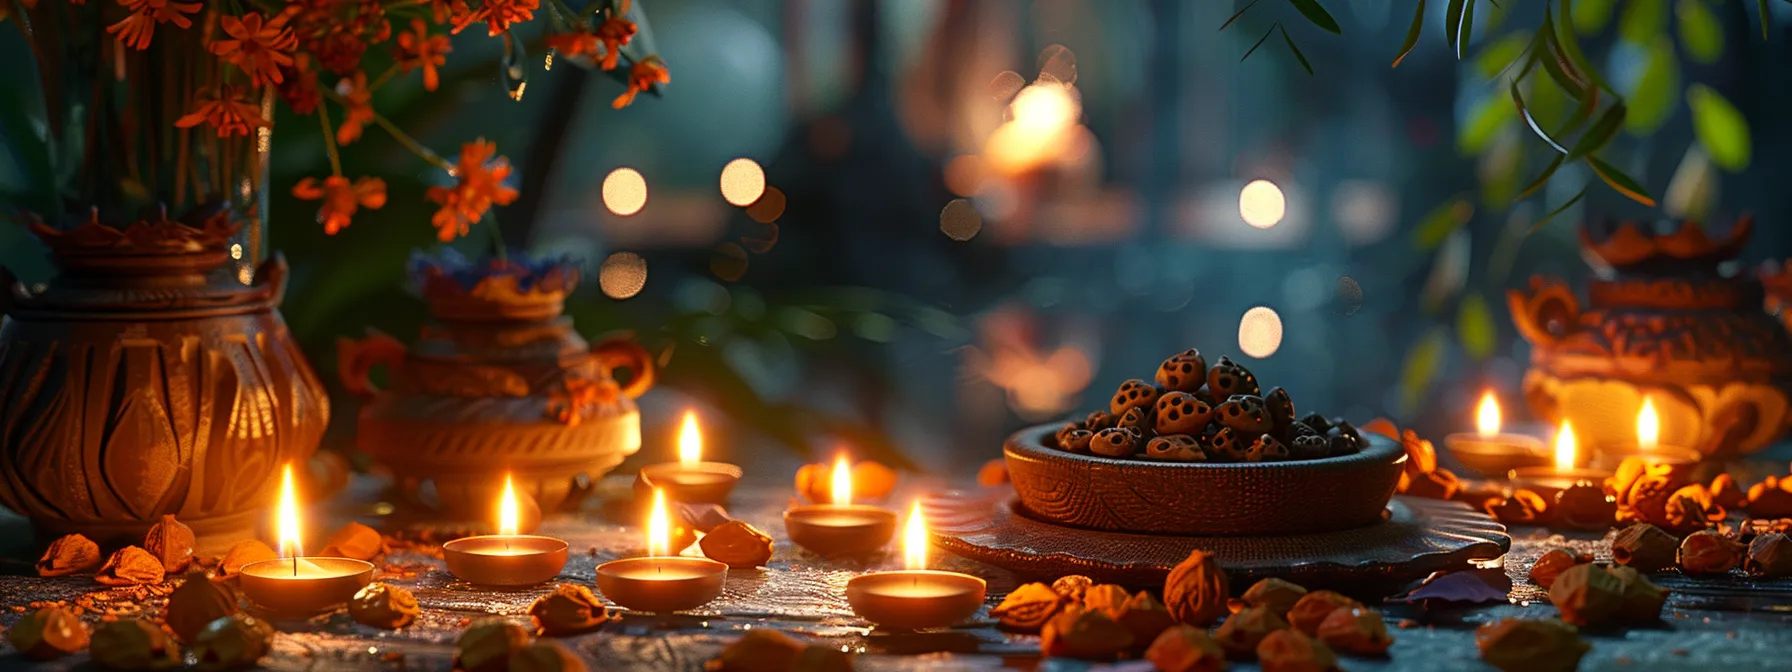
xmin=544 ymin=31 xmax=599 ymax=59
xmin=107 ymin=0 xmax=203 ymax=50
xmin=450 ymin=0 xmax=538 ymax=36
xmin=334 ymin=71 xmax=374 ymax=145
xmin=425 ymin=139 xmax=519 ymax=242
xmin=612 ymin=56 xmax=669 ymax=109
xmin=594 ymin=16 xmax=637 ymax=71
xmin=394 ymin=19 xmax=452 ymax=91
xmin=277 ymin=53 xmax=322 ymax=114
xmin=174 ymin=86 xmax=268 ymax=138
xmin=293 ymin=175 xmax=387 ymax=234
xmin=209 ymin=11 xmax=298 ymax=87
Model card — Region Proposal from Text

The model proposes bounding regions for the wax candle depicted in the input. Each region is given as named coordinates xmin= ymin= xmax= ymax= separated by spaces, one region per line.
xmin=239 ymin=464 xmax=374 ymax=616
xmin=845 ymin=502 xmax=986 ymax=631
xmin=1509 ymin=421 xmax=1612 ymax=500
xmin=595 ymin=488 xmax=728 ymax=613
xmin=1443 ymin=391 xmax=1550 ymax=477
xmin=784 ymin=453 xmax=898 ymax=556
xmin=1590 ymin=396 xmax=1700 ymax=472
xmin=638 ymin=411 xmax=743 ymax=504
xmin=442 ymin=474 xmax=569 ymax=586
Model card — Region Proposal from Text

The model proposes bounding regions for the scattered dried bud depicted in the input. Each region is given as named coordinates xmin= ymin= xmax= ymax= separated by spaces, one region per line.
xmin=1527 ymin=549 xmax=1592 ymax=589
xmin=6 ymin=606 xmax=89 ymax=659
xmin=164 ymin=574 xmax=242 ymax=644
xmin=1610 ymin=523 xmax=1679 ymax=572
xmin=1287 ymin=590 xmax=1361 ymax=636
xmin=1709 ymin=473 xmax=1747 ymax=510
xmin=1613 ymin=461 xmax=1681 ymax=526
xmin=1746 ymin=477 xmax=1792 ymax=518
xmin=1229 ymin=577 xmax=1308 ymax=617
xmin=1214 ymin=605 xmax=1290 ymax=659
xmin=1256 ymin=628 xmax=1338 ymax=672
xmin=1554 ymin=483 xmax=1616 ymax=530
xmin=90 ymin=618 xmax=180 ymax=670
xmin=1163 ymin=550 xmax=1230 ymax=626
xmin=699 ymin=520 xmax=775 ymax=569
xmin=510 ymin=640 xmax=589 ymax=672
xmin=457 ymin=619 xmax=532 ymax=672
xmin=1053 ymin=575 xmax=1096 ymax=603
xmin=1316 ymin=606 xmax=1392 ymax=656
xmin=1746 ymin=532 xmax=1792 ymax=578
xmin=1116 ymin=591 xmax=1177 ymax=645
xmin=36 ymin=534 xmax=102 ymax=577
xmin=1402 ymin=467 xmax=1460 ymax=499
xmin=709 ymin=629 xmax=806 ymax=672
xmin=1145 ymin=624 xmax=1226 ymax=672
xmin=96 ymin=546 xmax=165 ymax=586
xmin=1548 ymin=564 xmax=1626 ymax=626
xmin=976 ymin=459 xmax=1009 ymax=486
xmin=793 ymin=644 xmax=854 ymax=672
xmin=1083 ymin=584 xmax=1131 ymax=619
xmin=319 ymin=522 xmax=385 ymax=561
xmin=1663 ymin=484 xmax=1723 ymax=535
xmin=350 ymin=583 xmax=421 ymax=629
xmin=1476 ymin=618 xmax=1587 ymax=672
xmin=1606 ymin=567 xmax=1667 ymax=624
xmin=990 ymin=583 xmax=1064 ymax=632
xmin=1678 ymin=529 xmax=1744 ymax=575
xmin=144 ymin=514 xmax=196 ymax=573
xmin=529 ymin=584 xmax=607 ymax=636
xmin=1041 ymin=605 xmax=1134 ymax=660
xmin=217 ymin=540 xmax=279 ymax=579
xmin=1485 ymin=489 xmax=1550 ymax=525
xmin=192 ymin=614 xmax=275 ymax=672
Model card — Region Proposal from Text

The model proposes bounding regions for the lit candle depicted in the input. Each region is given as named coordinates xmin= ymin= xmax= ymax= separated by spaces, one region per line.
xmin=637 ymin=411 xmax=744 ymax=504
xmin=239 ymin=464 xmax=375 ymax=616
xmin=844 ymin=501 xmax=987 ymax=631
xmin=442 ymin=473 xmax=570 ymax=586
xmin=1589 ymin=395 xmax=1701 ymax=471
xmin=1442 ymin=391 xmax=1548 ymax=478
xmin=783 ymin=452 xmax=899 ymax=556
xmin=595 ymin=488 xmax=729 ymax=613
xmin=1508 ymin=421 xmax=1613 ymax=500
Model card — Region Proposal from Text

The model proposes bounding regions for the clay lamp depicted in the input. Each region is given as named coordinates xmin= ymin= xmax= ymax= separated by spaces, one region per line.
xmin=784 ymin=453 xmax=899 ymax=556
xmin=596 ymin=488 xmax=728 ymax=613
xmin=845 ymin=501 xmax=987 ymax=631
xmin=240 ymin=464 xmax=374 ymax=616
xmin=442 ymin=473 xmax=569 ymax=586
xmin=1444 ymin=391 xmax=1549 ymax=478
xmin=1509 ymin=421 xmax=1612 ymax=501
xmin=638 ymin=411 xmax=743 ymax=504
xmin=1590 ymin=396 xmax=1701 ymax=474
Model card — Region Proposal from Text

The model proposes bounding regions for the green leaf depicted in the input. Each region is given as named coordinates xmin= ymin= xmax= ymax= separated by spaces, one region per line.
xmin=1475 ymin=33 xmax=1529 ymax=79
xmin=1759 ymin=0 xmax=1771 ymax=41
xmin=1457 ymin=0 xmax=1477 ymax=58
xmin=1556 ymin=0 xmax=1614 ymax=94
xmin=1552 ymin=78 xmax=1598 ymax=137
xmin=1286 ymin=0 xmax=1341 ymax=34
xmin=1393 ymin=0 xmax=1427 ymax=67
xmin=1458 ymin=93 xmax=1515 ymax=154
xmin=1677 ymin=0 xmax=1724 ymax=64
xmin=1537 ymin=13 xmax=1589 ymax=96
xmin=1686 ymin=84 xmax=1752 ymax=171
xmin=1457 ymin=292 xmax=1497 ymax=360
xmin=1587 ymin=154 xmax=1658 ymax=206
xmin=1565 ymin=102 xmax=1625 ymax=162
xmin=1618 ymin=0 xmax=1667 ymax=44
xmin=1625 ymin=36 xmax=1679 ymax=134
xmin=1279 ymin=24 xmax=1315 ymax=75
xmin=1526 ymin=184 xmax=1588 ymax=235
xmin=1512 ymin=79 xmax=1568 ymax=154
xmin=1220 ymin=0 xmax=1262 ymax=31
xmin=1445 ymin=0 xmax=1467 ymax=54
xmin=1412 ymin=197 xmax=1474 ymax=250
xmin=1572 ymin=0 xmax=1616 ymax=33
xmin=1398 ymin=328 xmax=1450 ymax=415
xmin=1242 ymin=23 xmax=1277 ymax=62
xmin=1518 ymin=154 xmax=1567 ymax=200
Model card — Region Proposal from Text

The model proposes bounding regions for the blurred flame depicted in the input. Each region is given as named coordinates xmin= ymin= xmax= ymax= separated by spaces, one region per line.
xmin=966 ymin=307 xmax=1096 ymax=419
xmin=277 ymin=463 xmax=301 ymax=558
xmin=1554 ymin=421 xmax=1578 ymax=471
xmin=1638 ymin=397 xmax=1659 ymax=449
xmin=984 ymin=83 xmax=1081 ymax=177
xmin=498 ymin=473 xmax=519 ymax=536
xmin=903 ymin=501 xmax=927 ymax=570
xmin=647 ymin=488 xmax=670 ymax=557
xmin=1476 ymin=392 xmax=1501 ymax=437
xmin=831 ymin=453 xmax=852 ymax=506
xmin=679 ymin=411 xmax=702 ymax=465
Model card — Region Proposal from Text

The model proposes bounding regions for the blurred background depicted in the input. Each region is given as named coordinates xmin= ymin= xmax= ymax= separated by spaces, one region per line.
xmin=4 ymin=0 xmax=1790 ymax=475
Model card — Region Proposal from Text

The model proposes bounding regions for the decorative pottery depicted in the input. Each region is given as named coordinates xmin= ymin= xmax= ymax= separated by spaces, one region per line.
xmin=1509 ymin=218 xmax=1792 ymax=458
xmin=0 ymin=213 xmax=328 ymax=551
xmin=1004 ymin=423 xmax=1405 ymax=536
xmin=340 ymin=252 xmax=654 ymax=519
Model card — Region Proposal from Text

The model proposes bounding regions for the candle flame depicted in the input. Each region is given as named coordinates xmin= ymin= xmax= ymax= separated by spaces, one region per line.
xmin=647 ymin=487 xmax=670 ymax=557
xmin=276 ymin=463 xmax=301 ymax=559
xmin=678 ymin=411 xmax=702 ymax=465
xmin=903 ymin=501 xmax=927 ymax=570
xmin=1554 ymin=421 xmax=1578 ymax=471
xmin=1638 ymin=396 xmax=1659 ymax=449
xmin=1475 ymin=391 xmax=1501 ymax=437
xmin=831 ymin=453 xmax=852 ymax=506
xmin=498 ymin=473 xmax=519 ymax=536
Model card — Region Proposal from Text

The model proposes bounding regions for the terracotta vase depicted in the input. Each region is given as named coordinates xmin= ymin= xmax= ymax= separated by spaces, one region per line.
xmin=339 ymin=253 xmax=654 ymax=520
xmin=0 ymin=212 xmax=328 ymax=551
xmin=1508 ymin=217 xmax=1792 ymax=458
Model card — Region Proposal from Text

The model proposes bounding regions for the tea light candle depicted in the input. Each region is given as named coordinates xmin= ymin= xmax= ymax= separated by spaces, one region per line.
xmin=784 ymin=453 xmax=898 ymax=556
xmin=638 ymin=411 xmax=743 ymax=504
xmin=240 ymin=464 xmax=374 ymax=616
xmin=596 ymin=488 xmax=728 ymax=613
xmin=1590 ymin=396 xmax=1701 ymax=472
xmin=1443 ymin=391 xmax=1550 ymax=477
xmin=845 ymin=502 xmax=987 ymax=631
xmin=1510 ymin=421 xmax=1612 ymax=500
xmin=443 ymin=474 xmax=569 ymax=586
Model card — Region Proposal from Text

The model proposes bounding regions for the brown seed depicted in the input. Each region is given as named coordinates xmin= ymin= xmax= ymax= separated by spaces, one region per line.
xmin=699 ymin=520 xmax=775 ymax=569
xmin=1110 ymin=379 xmax=1162 ymax=416
xmin=1055 ymin=426 xmax=1095 ymax=453
xmin=1548 ymin=563 xmax=1627 ymax=626
xmin=1555 ymin=483 xmax=1617 ymax=530
xmin=1041 ymin=605 xmax=1133 ymax=660
xmin=510 ymin=640 xmax=589 ymax=672
xmin=96 ymin=546 xmax=166 ymax=586
xmin=1256 ymin=628 xmax=1338 ymax=672
xmin=90 ymin=618 xmax=180 ymax=670
xmin=6 ymin=606 xmax=89 ymax=660
xmin=1678 ymin=529 xmax=1744 ymax=575
xmin=319 ymin=522 xmax=385 ymax=561
xmin=144 ymin=514 xmax=197 ymax=574
xmin=990 ymin=582 xmax=1064 ymax=632
xmin=1115 ymin=591 xmax=1177 ymax=646
xmin=1089 ymin=427 xmax=1141 ymax=458
xmin=164 ymin=574 xmax=242 ymax=644
xmin=1316 ymin=606 xmax=1393 ymax=656
xmin=1146 ymin=434 xmax=1207 ymax=462
xmin=1610 ymin=523 xmax=1679 ymax=572
xmin=529 ymin=584 xmax=607 ymax=636
xmin=1214 ymin=605 xmax=1290 ymax=659
xmin=192 ymin=614 xmax=275 ymax=672
xmin=1527 ymin=549 xmax=1592 ymax=589
xmin=711 ymin=629 xmax=805 ymax=672
xmin=1154 ymin=391 xmax=1213 ymax=436
xmin=1163 ymin=550 xmax=1230 ymax=626
xmin=350 ymin=583 xmax=421 ymax=629
xmin=1052 ymin=575 xmax=1096 ymax=603
xmin=1286 ymin=590 xmax=1360 ymax=635
xmin=1606 ymin=566 xmax=1668 ymax=624
xmin=1082 ymin=584 xmax=1131 ymax=620
xmin=1154 ymin=349 xmax=1208 ymax=393
xmin=36 ymin=534 xmax=103 ymax=577
xmin=457 ymin=619 xmax=532 ymax=672
xmin=1746 ymin=532 xmax=1792 ymax=578
xmin=1228 ymin=577 xmax=1308 ymax=617
xmin=1476 ymin=618 xmax=1588 ymax=672
xmin=1145 ymin=624 xmax=1225 ymax=672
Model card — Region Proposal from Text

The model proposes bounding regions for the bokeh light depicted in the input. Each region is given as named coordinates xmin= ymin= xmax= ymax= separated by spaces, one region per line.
xmin=711 ymin=243 xmax=749 ymax=282
xmin=745 ymin=186 xmax=786 ymax=223
xmin=1237 ymin=306 xmax=1284 ymax=358
xmin=1010 ymin=84 xmax=1077 ymax=135
xmin=1239 ymin=179 xmax=1286 ymax=229
xmin=719 ymin=158 xmax=766 ymax=207
xmin=940 ymin=199 xmax=983 ymax=242
xmin=599 ymin=252 xmax=647 ymax=299
xmin=943 ymin=155 xmax=987 ymax=196
xmin=602 ymin=167 xmax=648 ymax=216
xmin=1335 ymin=276 xmax=1364 ymax=315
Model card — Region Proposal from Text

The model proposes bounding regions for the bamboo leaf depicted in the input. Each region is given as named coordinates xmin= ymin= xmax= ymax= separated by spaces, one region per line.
xmin=1475 ymin=33 xmax=1529 ymax=79
xmin=1553 ymin=79 xmax=1599 ymax=137
xmin=1557 ymin=0 xmax=1615 ymax=94
xmin=1280 ymin=23 xmax=1315 ymax=75
xmin=1518 ymin=154 xmax=1567 ymax=200
xmin=1286 ymin=0 xmax=1341 ymax=34
xmin=1412 ymin=197 xmax=1474 ymax=250
xmin=1536 ymin=13 xmax=1589 ymax=97
xmin=1512 ymin=79 xmax=1568 ymax=154
xmin=1759 ymin=0 xmax=1771 ymax=41
xmin=1445 ymin=0 xmax=1467 ymax=54
xmin=1242 ymin=23 xmax=1277 ymax=62
xmin=1393 ymin=0 xmax=1427 ymax=67
xmin=1625 ymin=36 xmax=1678 ymax=134
xmin=1526 ymin=184 xmax=1588 ymax=235
xmin=1571 ymin=0 xmax=1616 ymax=33
xmin=1565 ymin=102 xmax=1625 ymax=162
xmin=1617 ymin=0 xmax=1667 ymax=44
xmin=1677 ymin=0 xmax=1724 ymax=64
xmin=1458 ymin=0 xmax=1477 ymax=58
xmin=1220 ymin=0 xmax=1262 ymax=32
xmin=1457 ymin=292 xmax=1497 ymax=361
xmin=1686 ymin=84 xmax=1752 ymax=171
xmin=1458 ymin=94 xmax=1515 ymax=154
xmin=1586 ymin=154 xmax=1657 ymax=207
xmin=1398 ymin=328 xmax=1450 ymax=415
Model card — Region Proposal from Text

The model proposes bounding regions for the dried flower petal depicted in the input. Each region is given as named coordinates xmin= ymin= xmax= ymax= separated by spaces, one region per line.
xmin=1606 ymin=566 xmax=1668 ymax=624
xmin=1485 ymin=489 xmax=1550 ymax=525
xmin=529 ymin=584 xmax=607 ymax=636
xmin=1554 ymin=483 xmax=1616 ymax=530
xmin=1746 ymin=476 xmax=1792 ymax=518
xmin=990 ymin=582 xmax=1064 ymax=632
xmin=976 ymin=459 xmax=1009 ymax=486
xmin=320 ymin=521 xmax=384 ymax=560
xmin=1163 ymin=550 xmax=1229 ymax=626
xmin=699 ymin=520 xmax=774 ymax=569
xmin=710 ymin=629 xmax=805 ymax=672
xmin=1526 ymin=549 xmax=1592 ymax=589
xmin=96 ymin=546 xmax=165 ymax=586
xmin=1052 ymin=575 xmax=1096 ymax=603
xmin=1214 ymin=605 xmax=1290 ymax=659
xmin=1229 ymin=577 xmax=1307 ymax=617
xmin=1287 ymin=590 xmax=1360 ymax=635
xmin=427 ymin=139 xmax=520 ymax=242
xmin=1082 ymin=584 xmax=1131 ymax=620
xmin=510 ymin=640 xmax=588 ymax=672
xmin=457 ymin=619 xmax=531 ymax=672
xmin=90 ymin=618 xmax=180 ymax=670
xmin=1746 ymin=532 xmax=1792 ymax=578
xmin=1709 ymin=473 xmax=1747 ymax=510
xmin=350 ymin=583 xmax=420 ymax=629
xmin=145 ymin=514 xmax=196 ymax=573
xmin=1402 ymin=467 xmax=1460 ymax=499
xmin=1547 ymin=563 xmax=1626 ymax=626
xmin=1678 ymin=529 xmax=1744 ymax=575
xmin=36 ymin=534 xmax=102 ymax=577
xmin=1041 ymin=605 xmax=1133 ymax=660
xmin=792 ymin=644 xmax=852 ymax=672
xmin=193 ymin=614 xmax=275 ymax=672
xmin=1663 ymin=484 xmax=1723 ymax=535
xmin=1316 ymin=607 xmax=1392 ymax=656
xmin=1476 ymin=618 xmax=1587 ymax=672
xmin=164 ymin=575 xmax=242 ymax=644
xmin=217 ymin=540 xmax=279 ymax=579
xmin=1145 ymin=624 xmax=1226 ymax=672
xmin=1610 ymin=523 xmax=1679 ymax=573
xmin=1256 ymin=628 xmax=1338 ymax=672
xmin=6 ymin=606 xmax=89 ymax=660
xmin=1116 ymin=591 xmax=1177 ymax=646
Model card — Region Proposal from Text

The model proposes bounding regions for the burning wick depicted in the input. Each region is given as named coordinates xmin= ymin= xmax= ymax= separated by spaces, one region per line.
xmin=499 ymin=473 xmax=520 ymax=552
xmin=276 ymin=464 xmax=302 ymax=577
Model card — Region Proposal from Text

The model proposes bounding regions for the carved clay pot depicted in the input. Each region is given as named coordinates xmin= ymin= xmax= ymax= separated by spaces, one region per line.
xmin=1508 ymin=217 xmax=1792 ymax=458
xmin=0 ymin=214 xmax=328 ymax=551
xmin=339 ymin=253 xmax=653 ymax=520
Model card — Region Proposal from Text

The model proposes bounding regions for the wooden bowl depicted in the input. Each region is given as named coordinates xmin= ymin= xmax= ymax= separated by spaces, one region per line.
xmin=1004 ymin=424 xmax=1406 ymax=536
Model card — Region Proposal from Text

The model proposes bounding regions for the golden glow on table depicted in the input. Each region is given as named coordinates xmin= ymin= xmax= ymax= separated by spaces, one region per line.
xmin=594 ymin=487 xmax=728 ymax=612
xmin=441 ymin=472 xmax=569 ymax=586
xmin=844 ymin=501 xmax=987 ymax=630
xmin=240 ymin=462 xmax=374 ymax=614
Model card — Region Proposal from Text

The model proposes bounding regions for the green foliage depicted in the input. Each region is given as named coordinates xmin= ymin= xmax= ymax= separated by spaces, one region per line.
xmin=1624 ymin=37 xmax=1678 ymax=134
xmin=1686 ymin=84 xmax=1751 ymax=171
xmin=1676 ymin=0 xmax=1724 ymax=63
xmin=1618 ymin=0 xmax=1668 ymax=44
xmin=1456 ymin=293 xmax=1496 ymax=361
xmin=1286 ymin=0 xmax=1340 ymax=34
xmin=1572 ymin=0 xmax=1617 ymax=33
xmin=1412 ymin=198 xmax=1474 ymax=251
xmin=1398 ymin=328 xmax=1450 ymax=415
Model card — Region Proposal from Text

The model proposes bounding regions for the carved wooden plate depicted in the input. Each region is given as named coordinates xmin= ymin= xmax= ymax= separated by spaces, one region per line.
xmin=1006 ymin=423 xmax=1406 ymax=536
xmin=927 ymin=492 xmax=1510 ymax=591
